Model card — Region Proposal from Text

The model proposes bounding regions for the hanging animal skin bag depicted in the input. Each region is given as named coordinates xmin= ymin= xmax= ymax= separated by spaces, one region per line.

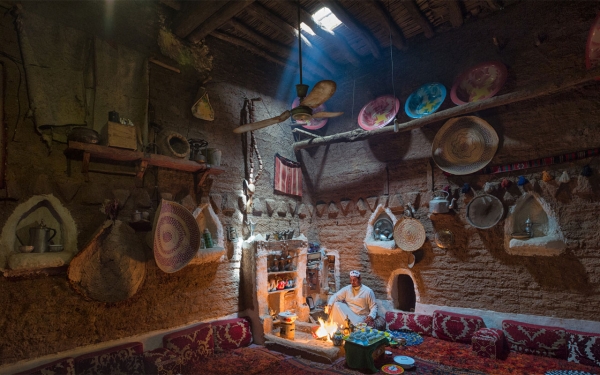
xmin=191 ymin=86 xmax=214 ymax=121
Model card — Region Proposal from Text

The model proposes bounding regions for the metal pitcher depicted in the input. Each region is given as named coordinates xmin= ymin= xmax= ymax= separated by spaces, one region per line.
xmin=429 ymin=190 xmax=456 ymax=214
xmin=29 ymin=220 xmax=57 ymax=253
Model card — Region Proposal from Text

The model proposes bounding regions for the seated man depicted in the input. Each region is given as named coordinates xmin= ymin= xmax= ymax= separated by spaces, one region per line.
xmin=325 ymin=270 xmax=385 ymax=331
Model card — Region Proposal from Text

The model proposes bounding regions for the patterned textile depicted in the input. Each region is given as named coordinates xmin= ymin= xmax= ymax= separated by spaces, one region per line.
xmin=186 ymin=345 xmax=292 ymax=375
xmin=74 ymin=342 xmax=144 ymax=375
xmin=472 ymin=328 xmax=506 ymax=359
xmin=389 ymin=329 xmax=424 ymax=346
xmin=163 ymin=322 xmax=214 ymax=370
xmin=385 ymin=311 xmax=433 ymax=335
xmin=213 ymin=318 xmax=253 ymax=352
xmin=274 ymin=154 xmax=302 ymax=197
xmin=432 ymin=310 xmax=485 ymax=344
xmin=143 ymin=347 xmax=183 ymax=375
xmin=14 ymin=357 xmax=75 ymax=375
xmin=546 ymin=371 xmax=597 ymax=375
xmin=567 ymin=330 xmax=600 ymax=368
xmin=503 ymin=320 xmax=567 ymax=359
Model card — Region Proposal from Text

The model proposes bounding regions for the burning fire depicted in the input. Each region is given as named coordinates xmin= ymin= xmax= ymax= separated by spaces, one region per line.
xmin=314 ymin=318 xmax=338 ymax=341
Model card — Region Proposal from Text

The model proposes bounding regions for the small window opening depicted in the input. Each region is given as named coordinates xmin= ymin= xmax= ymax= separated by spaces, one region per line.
xmin=312 ymin=7 xmax=342 ymax=31
xmin=300 ymin=22 xmax=315 ymax=36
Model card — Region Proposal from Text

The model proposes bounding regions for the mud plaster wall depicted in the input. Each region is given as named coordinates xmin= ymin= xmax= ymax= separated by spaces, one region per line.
xmin=299 ymin=1 xmax=600 ymax=321
xmin=0 ymin=2 xmax=310 ymax=365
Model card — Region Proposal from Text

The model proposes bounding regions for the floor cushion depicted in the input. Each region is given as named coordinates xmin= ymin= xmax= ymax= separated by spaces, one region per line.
xmin=213 ymin=317 xmax=253 ymax=352
xmin=386 ymin=311 xmax=433 ymax=336
xmin=432 ymin=310 xmax=485 ymax=344
xmin=567 ymin=330 xmax=600 ymax=367
xmin=74 ymin=342 xmax=144 ymax=375
xmin=472 ymin=328 xmax=506 ymax=359
xmin=502 ymin=320 xmax=567 ymax=359
xmin=14 ymin=357 xmax=75 ymax=375
xmin=143 ymin=347 xmax=183 ymax=375
xmin=163 ymin=322 xmax=214 ymax=368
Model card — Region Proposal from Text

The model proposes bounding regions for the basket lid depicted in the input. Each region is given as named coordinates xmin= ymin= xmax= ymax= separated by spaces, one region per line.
xmin=393 ymin=218 xmax=426 ymax=252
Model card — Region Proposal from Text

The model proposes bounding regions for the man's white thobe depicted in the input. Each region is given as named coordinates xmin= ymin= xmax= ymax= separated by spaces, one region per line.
xmin=327 ymin=284 xmax=377 ymax=327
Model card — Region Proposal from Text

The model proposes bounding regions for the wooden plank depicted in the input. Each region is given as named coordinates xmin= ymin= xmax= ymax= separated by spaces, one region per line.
xmin=320 ymin=0 xmax=382 ymax=59
xmin=293 ymin=65 xmax=600 ymax=151
xmin=173 ymin=0 xmax=228 ymax=38
xmin=188 ymin=0 xmax=256 ymax=42
xmin=136 ymin=160 xmax=148 ymax=187
xmin=159 ymin=0 xmax=182 ymax=11
xmin=364 ymin=0 xmax=406 ymax=50
xmin=228 ymin=18 xmax=291 ymax=59
xmin=82 ymin=152 xmax=90 ymax=182
xmin=401 ymin=0 xmax=435 ymax=38
xmin=446 ymin=0 xmax=464 ymax=28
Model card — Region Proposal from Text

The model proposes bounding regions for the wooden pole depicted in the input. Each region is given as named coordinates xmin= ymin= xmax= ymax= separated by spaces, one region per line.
xmin=293 ymin=66 xmax=600 ymax=151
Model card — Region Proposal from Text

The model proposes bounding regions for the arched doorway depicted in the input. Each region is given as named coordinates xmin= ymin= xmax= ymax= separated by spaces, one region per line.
xmin=387 ymin=269 xmax=419 ymax=312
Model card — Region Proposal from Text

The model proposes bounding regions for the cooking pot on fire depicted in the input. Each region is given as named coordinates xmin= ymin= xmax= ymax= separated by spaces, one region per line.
xmin=429 ymin=190 xmax=456 ymax=214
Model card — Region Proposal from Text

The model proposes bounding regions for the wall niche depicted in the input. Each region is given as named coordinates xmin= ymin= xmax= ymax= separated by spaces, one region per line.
xmin=504 ymin=192 xmax=566 ymax=256
xmin=364 ymin=204 xmax=397 ymax=254
xmin=0 ymin=195 xmax=78 ymax=274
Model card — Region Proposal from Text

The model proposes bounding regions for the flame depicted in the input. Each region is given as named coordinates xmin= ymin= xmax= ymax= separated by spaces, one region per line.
xmin=315 ymin=318 xmax=338 ymax=341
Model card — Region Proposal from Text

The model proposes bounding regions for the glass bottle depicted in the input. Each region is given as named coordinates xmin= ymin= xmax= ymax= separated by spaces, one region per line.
xmin=203 ymin=228 xmax=214 ymax=248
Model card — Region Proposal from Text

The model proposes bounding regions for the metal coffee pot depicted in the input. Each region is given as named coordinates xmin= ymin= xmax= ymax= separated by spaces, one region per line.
xmin=429 ymin=190 xmax=456 ymax=214
xmin=29 ymin=220 xmax=57 ymax=253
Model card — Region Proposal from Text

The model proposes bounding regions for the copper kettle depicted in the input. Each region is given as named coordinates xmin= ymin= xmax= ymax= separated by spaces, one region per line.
xmin=29 ymin=220 xmax=57 ymax=253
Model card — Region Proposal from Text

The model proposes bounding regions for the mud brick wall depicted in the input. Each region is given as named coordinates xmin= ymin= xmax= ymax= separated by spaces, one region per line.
xmin=301 ymin=1 xmax=600 ymax=321
xmin=0 ymin=3 xmax=306 ymax=365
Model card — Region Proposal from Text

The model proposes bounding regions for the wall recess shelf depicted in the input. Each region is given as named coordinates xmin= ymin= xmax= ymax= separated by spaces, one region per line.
xmin=65 ymin=141 xmax=224 ymax=189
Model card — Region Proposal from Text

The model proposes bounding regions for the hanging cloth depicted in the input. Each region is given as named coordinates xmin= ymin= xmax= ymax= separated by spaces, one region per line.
xmin=274 ymin=154 xmax=302 ymax=197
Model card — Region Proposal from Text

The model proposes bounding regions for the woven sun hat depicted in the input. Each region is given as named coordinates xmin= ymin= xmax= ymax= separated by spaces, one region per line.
xmin=431 ymin=116 xmax=499 ymax=175
xmin=393 ymin=217 xmax=426 ymax=252
xmin=153 ymin=200 xmax=200 ymax=273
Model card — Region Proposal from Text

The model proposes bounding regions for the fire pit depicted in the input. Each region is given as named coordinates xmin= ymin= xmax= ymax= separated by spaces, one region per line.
xmin=311 ymin=318 xmax=339 ymax=342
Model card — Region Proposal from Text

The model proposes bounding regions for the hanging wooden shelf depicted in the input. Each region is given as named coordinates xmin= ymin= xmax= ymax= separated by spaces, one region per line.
xmin=65 ymin=141 xmax=224 ymax=189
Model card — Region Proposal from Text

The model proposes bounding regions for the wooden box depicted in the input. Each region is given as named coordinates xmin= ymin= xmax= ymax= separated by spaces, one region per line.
xmin=101 ymin=121 xmax=137 ymax=150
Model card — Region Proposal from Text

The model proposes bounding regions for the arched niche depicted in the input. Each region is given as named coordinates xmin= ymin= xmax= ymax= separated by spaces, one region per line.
xmin=190 ymin=203 xmax=225 ymax=264
xmin=0 ymin=195 xmax=78 ymax=272
xmin=364 ymin=204 xmax=397 ymax=254
xmin=386 ymin=269 xmax=420 ymax=312
xmin=504 ymin=192 xmax=565 ymax=256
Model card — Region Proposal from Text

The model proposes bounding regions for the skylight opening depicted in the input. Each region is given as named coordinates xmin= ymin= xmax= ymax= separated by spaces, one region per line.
xmin=312 ymin=7 xmax=342 ymax=31
xmin=300 ymin=22 xmax=315 ymax=36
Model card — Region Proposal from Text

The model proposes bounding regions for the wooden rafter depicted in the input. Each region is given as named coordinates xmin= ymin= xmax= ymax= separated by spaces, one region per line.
xmin=223 ymin=19 xmax=331 ymax=78
xmin=446 ymin=0 xmax=464 ymax=28
xmin=364 ymin=0 xmax=406 ymax=50
xmin=401 ymin=0 xmax=434 ymax=38
xmin=188 ymin=0 xmax=255 ymax=43
xmin=320 ymin=0 xmax=382 ymax=59
xmin=284 ymin=2 xmax=361 ymax=67
xmin=159 ymin=0 xmax=181 ymax=11
xmin=292 ymin=65 xmax=600 ymax=151
xmin=211 ymin=31 xmax=323 ymax=80
xmin=172 ymin=1 xmax=227 ymax=38
xmin=244 ymin=3 xmax=340 ymax=77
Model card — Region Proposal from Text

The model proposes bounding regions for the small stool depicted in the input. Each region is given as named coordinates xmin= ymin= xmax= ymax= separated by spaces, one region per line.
xmin=472 ymin=328 xmax=505 ymax=359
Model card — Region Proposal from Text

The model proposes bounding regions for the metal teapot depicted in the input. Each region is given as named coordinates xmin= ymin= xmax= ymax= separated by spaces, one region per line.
xmin=29 ymin=220 xmax=57 ymax=253
xmin=429 ymin=190 xmax=456 ymax=214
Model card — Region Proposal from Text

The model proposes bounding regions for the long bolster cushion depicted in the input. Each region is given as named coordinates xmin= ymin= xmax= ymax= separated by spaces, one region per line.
xmin=143 ymin=347 xmax=183 ymax=375
xmin=74 ymin=342 xmax=144 ymax=375
xmin=212 ymin=317 xmax=253 ymax=352
xmin=432 ymin=310 xmax=486 ymax=344
xmin=385 ymin=311 xmax=433 ymax=336
xmin=163 ymin=322 xmax=214 ymax=367
xmin=502 ymin=320 xmax=567 ymax=359
xmin=472 ymin=328 xmax=506 ymax=359
xmin=14 ymin=357 xmax=75 ymax=375
xmin=567 ymin=330 xmax=600 ymax=367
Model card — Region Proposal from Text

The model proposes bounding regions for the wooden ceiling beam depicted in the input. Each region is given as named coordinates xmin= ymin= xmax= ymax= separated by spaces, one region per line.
xmin=210 ymin=31 xmax=326 ymax=80
xmin=401 ymin=0 xmax=434 ymax=38
xmin=172 ymin=0 xmax=228 ymax=38
xmin=160 ymin=0 xmax=181 ymax=11
xmin=244 ymin=3 xmax=340 ymax=77
xmin=320 ymin=0 xmax=382 ymax=59
xmin=281 ymin=2 xmax=361 ymax=67
xmin=227 ymin=18 xmax=290 ymax=59
xmin=446 ymin=0 xmax=464 ymax=28
xmin=188 ymin=0 xmax=255 ymax=43
xmin=364 ymin=0 xmax=406 ymax=50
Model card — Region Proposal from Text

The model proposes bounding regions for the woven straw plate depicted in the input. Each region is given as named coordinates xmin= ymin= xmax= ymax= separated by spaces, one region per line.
xmin=393 ymin=218 xmax=426 ymax=252
xmin=466 ymin=194 xmax=504 ymax=229
xmin=432 ymin=116 xmax=499 ymax=175
xmin=153 ymin=200 xmax=200 ymax=273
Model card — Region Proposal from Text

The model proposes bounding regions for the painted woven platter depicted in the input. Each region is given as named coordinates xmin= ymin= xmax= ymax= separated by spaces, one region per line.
xmin=381 ymin=364 xmax=404 ymax=374
xmin=586 ymin=13 xmax=600 ymax=72
xmin=450 ymin=61 xmax=508 ymax=105
xmin=393 ymin=218 xmax=426 ymax=252
xmin=358 ymin=95 xmax=400 ymax=131
xmin=389 ymin=329 xmax=424 ymax=346
xmin=405 ymin=83 xmax=446 ymax=119
xmin=431 ymin=116 xmax=499 ymax=175
xmin=292 ymin=97 xmax=328 ymax=130
xmin=153 ymin=200 xmax=200 ymax=273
